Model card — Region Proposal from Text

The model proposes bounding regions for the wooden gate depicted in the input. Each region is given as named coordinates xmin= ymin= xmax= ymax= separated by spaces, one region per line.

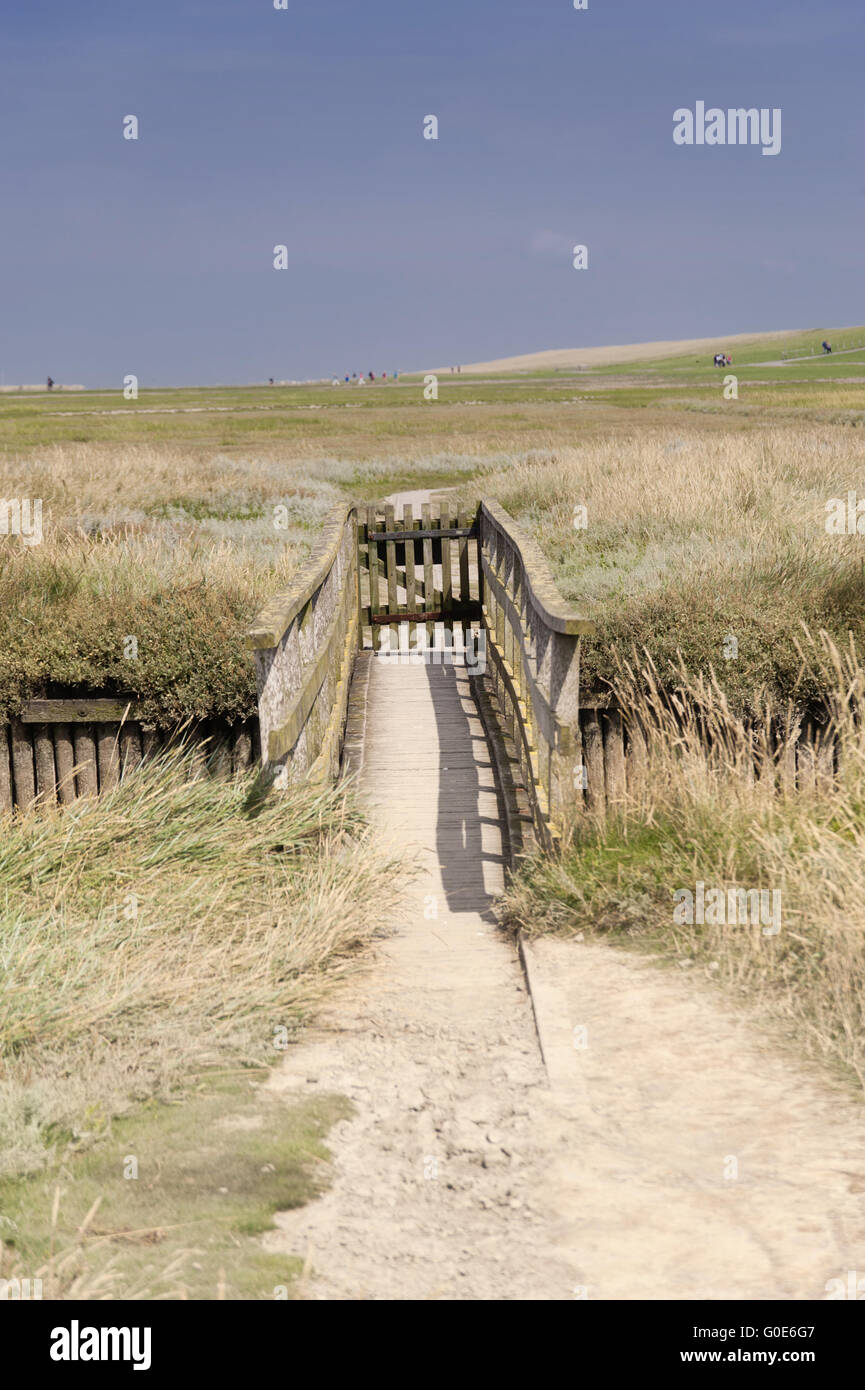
xmin=358 ymin=502 xmax=483 ymax=651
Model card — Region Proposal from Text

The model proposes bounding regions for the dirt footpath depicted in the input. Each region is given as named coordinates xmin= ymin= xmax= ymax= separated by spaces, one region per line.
xmin=264 ymin=921 xmax=865 ymax=1301
xmin=262 ymin=501 xmax=865 ymax=1300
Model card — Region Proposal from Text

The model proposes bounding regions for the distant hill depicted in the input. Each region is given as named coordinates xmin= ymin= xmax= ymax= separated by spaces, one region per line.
xmin=427 ymin=329 xmax=839 ymax=374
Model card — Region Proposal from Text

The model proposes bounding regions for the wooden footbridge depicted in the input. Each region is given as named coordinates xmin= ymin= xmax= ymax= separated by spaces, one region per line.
xmin=246 ymin=496 xmax=597 ymax=861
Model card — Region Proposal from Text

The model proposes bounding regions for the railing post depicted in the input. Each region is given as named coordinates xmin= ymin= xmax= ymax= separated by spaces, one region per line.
xmin=549 ymin=630 xmax=582 ymax=826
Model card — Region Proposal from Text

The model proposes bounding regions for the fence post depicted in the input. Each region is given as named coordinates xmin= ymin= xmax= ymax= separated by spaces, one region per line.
xmin=549 ymin=631 xmax=583 ymax=824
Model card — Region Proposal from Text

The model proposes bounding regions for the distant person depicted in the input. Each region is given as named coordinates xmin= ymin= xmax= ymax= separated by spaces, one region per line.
xmin=268 ymin=377 xmax=274 ymax=385
xmin=822 ymin=340 xmax=832 ymax=353
xmin=368 ymin=370 xmax=375 ymax=381
xmin=46 ymin=376 xmax=54 ymax=389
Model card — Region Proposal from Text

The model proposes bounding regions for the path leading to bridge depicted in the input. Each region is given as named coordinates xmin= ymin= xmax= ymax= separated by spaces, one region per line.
xmin=262 ymin=492 xmax=865 ymax=1302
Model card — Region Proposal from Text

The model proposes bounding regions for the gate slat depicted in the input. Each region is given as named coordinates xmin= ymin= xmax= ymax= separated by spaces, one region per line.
xmin=441 ymin=500 xmax=453 ymax=632
xmin=458 ymin=507 xmax=471 ymax=648
xmin=421 ymin=502 xmax=434 ymax=644
xmin=357 ymin=513 xmax=370 ymax=638
xmin=385 ymin=504 xmax=398 ymax=635
xmin=403 ymin=502 xmax=416 ymax=648
xmin=367 ymin=505 xmax=381 ymax=650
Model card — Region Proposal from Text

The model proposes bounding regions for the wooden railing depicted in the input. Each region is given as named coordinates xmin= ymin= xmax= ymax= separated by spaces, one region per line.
xmin=477 ymin=499 xmax=596 ymax=849
xmin=246 ymin=504 xmax=358 ymax=786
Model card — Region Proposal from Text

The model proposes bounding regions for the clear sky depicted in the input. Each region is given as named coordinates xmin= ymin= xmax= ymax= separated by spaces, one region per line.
xmin=2 ymin=0 xmax=862 ymax=386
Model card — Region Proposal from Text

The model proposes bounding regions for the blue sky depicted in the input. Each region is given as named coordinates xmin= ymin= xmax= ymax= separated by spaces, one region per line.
xmin=1 ymin=0 xmax=862 ymax=385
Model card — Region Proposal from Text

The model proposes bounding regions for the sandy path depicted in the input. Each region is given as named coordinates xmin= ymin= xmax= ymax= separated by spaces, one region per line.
xmin=264 ymin=657 xmax=577 ymax=1299
xmin=523 ymin=937 xmax=865 ymax=1300
xmin=262 ymin=490 xmax=865 ymax=1301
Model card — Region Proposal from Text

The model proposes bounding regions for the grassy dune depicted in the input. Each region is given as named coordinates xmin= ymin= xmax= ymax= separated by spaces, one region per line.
xmin=0 ymin=749 xmax=397 ymax=1178
xmin=505 ymin=634 xmax=865 ymax=1091
xmin=469 ymin=424 xmax=865 ymax=713
xmin=0 ymin=443 xmax=492 ymax=721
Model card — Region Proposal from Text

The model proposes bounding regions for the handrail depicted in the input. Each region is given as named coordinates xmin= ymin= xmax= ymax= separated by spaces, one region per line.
xmin=247 ymin=504 xmax=358 ymax=785
xmin=247 ymin=504 xmax=355 ymax=650
xmin=478 ymin=499 xmax=595 ymax=636
xmin=477 ymin=498 xmax=596 ymax=848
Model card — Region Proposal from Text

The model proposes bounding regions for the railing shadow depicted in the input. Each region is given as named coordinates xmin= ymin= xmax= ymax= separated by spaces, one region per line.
xmin=425 ymin=661 xmax=505 ymax=923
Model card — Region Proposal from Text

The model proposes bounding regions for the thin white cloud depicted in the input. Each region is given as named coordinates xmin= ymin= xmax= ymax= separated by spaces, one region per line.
xmin=529 ymin=230 xmax=572 ymax=257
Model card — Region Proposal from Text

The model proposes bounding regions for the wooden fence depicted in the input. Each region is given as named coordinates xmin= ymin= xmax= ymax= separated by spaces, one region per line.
xmin=476 ymin=499 xmax=596 ymax=849
xmin=0 ymin=700 xmax=258 ymax=812
xmin=246 ymin=503 xmax=358 ymax=787
xmin=572 ymin=703 xmax=839 ymax=817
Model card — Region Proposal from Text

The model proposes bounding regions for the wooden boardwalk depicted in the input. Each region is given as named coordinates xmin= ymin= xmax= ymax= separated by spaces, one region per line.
xmin=345 ymin=650 xmax=505 ymax=915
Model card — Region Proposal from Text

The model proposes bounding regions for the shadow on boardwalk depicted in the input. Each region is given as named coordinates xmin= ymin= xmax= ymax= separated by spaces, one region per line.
xmin=426 ymin=663 xmax=504 ymax=922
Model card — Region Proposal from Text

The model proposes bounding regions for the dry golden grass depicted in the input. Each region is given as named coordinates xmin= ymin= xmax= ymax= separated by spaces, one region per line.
xmin=505 ymin=631 xmax=865 ymax=1089
xmin=0 ymin=747 xmax=400 ymax=1177
xmin=469 ymin=423 xmax=865 ymax=710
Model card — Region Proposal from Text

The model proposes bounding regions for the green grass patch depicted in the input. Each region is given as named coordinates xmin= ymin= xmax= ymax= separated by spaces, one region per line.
xmin=0 ymin=1077 xmax=351 ymax=1300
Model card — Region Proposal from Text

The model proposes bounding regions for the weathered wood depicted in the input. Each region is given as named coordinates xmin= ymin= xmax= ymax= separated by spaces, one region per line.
xmin=441 ymin=500 xmax=453 ymax=621
xmin=140 ymin=725 xmax=161 ymax=760
xmin=478 ymin=499 xmax=596 ymax=636
xmin=603 ymin=709 xmax=626 ymax=810
xmin=458 ymin=507 xmax=471 ymax=645
xmin=96 ymin=724 xmax=121 ymax=792
xmin=403 ymin=503 xmax=416 ymax=644
xmin=384 ymin=504 xmax=398 ymax=622
xmin=73 ymin=725 xmax=98 ymax=797
xmin=777 ymin=718 xmax=798 ymax=796
xmin=33 ymin=724 xmax=57 ymax=804
xmin=0 ymin=724 xmax=14 ymax=812
xmin=10 ymin=719 xmax=36 ymax=809
xmin=247 ymin=504 xmax=354 ymax=649
xmin=250 ymin=507 xmax=357 ymax=786
xmin=367 ymin=526 xmax=473 ymax=542
xmin=266 ymin=572 xmax=355 ymax=762
xmin=120 ymin=723 xmax=143 ymax=778
xmin=624 ymin=717 xmax=648 ymax=802
xmin=815 ymin=731 xmax=834 ymax=793
xmin=421 ymin=502 xmax=434 ymax=644
xmin=22 ymin=697 xmax=142 ymax=723
xmin=208 ymin=720 xmax=232 ymax=777
xmin=582 ymin=710 xmax=606 ymax=815
xmin=186 ymin=724 xmax=209 ymax=782
xmin=367 ymin=505 xmax=381 ymax=650
xmin=232 ymin=723 xmax=253 ymax=773
xmin=797 ymin=723 xmax=817 ymax=794
xmin=371 ymin=601 xmax=481 ymax=625
xmin=53 ymin=724 xmax=77 ymax=804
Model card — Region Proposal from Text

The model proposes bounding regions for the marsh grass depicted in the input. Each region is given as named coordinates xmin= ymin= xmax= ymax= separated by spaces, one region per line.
xmin=0 ymin=747 xmax=399 ymax=1177
xmin=471 ymin=425 xmax=865 ymax=711
xmin=0 ymin=442 xmax=509 ymax=720
xmin=505 ymin=631 xmax=865 ymax=1088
